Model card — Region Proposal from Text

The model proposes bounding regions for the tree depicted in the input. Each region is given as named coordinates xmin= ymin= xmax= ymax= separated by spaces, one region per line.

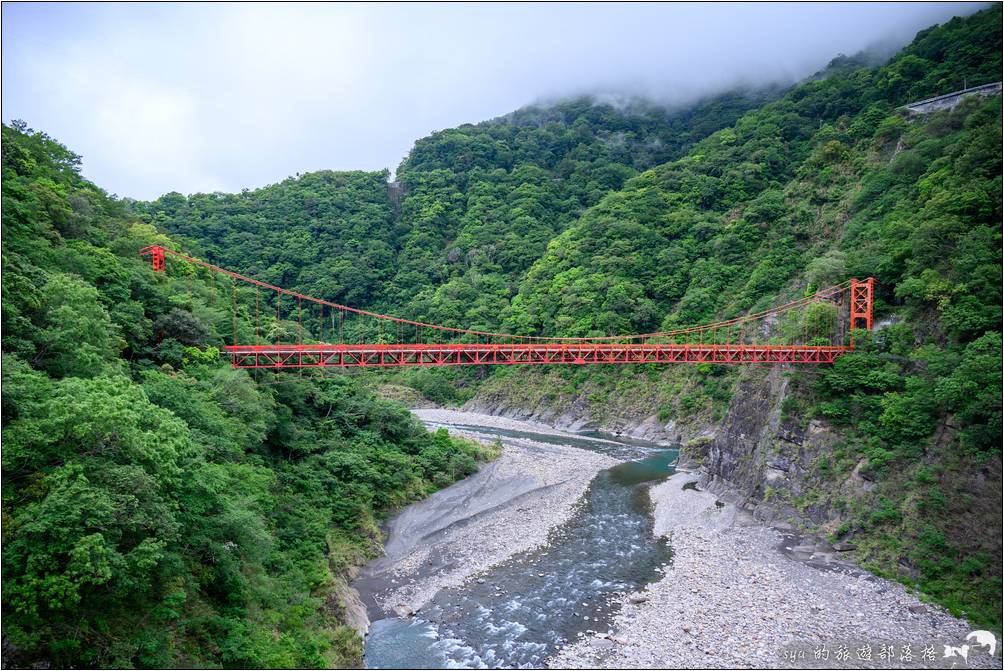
xmin=34 ymin=274 xmax=121 ymax=378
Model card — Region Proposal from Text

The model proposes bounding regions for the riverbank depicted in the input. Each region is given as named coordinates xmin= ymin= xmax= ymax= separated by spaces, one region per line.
xmin=413 ymin=407 xmax=623 ymax=441
xmin=355 ymin=410 xmax=620 ymax=619
xmin=550 ymin=472 xmax=997 ymax=669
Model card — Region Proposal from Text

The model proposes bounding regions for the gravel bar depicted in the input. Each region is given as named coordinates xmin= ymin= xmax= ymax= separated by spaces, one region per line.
xmin=549 ymin=472 xmax=997 ymax=669
xmin=359 ymin=411 xmax=620 ymax=617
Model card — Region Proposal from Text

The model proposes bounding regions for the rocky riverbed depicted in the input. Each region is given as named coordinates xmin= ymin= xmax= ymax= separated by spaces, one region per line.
xmin=549 ymin=472 xmax=998 ymax=669
xmin=355 ymin=410 xmax=620 ymax=618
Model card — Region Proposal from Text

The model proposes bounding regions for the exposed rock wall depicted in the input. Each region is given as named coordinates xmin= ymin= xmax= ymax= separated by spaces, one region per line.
xmin=331 ymin=569 xmax=370 ymax=637
xmin=689 ymin=367 xmax=786 ymax=504
xmin=682 ymin=366 xmax=868 ymax=535
xmin=463 ymin=390 xmax=713 ymax=445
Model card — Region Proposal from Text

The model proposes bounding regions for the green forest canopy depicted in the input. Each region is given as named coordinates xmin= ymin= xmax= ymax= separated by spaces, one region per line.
xmin=2 ymin=121 xmax=498 ymax=668
xmin=2 ymin=6 xmax=1002 ymax=669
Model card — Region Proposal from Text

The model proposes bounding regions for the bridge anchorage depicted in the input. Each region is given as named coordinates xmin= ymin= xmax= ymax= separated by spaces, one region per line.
xmin=141 ymin=245 xmax=874 ymax=369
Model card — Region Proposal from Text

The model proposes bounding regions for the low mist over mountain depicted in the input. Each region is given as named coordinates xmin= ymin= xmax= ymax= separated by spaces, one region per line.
xmin=1 ymin=2 xmax=988 ymax=197
xmin=2 ymin=4 xmax=1001 ymax=668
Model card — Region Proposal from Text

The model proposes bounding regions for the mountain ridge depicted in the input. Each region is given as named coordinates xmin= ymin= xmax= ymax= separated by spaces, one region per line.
xmin=1 ymin=6 xmax=1001 ymax=669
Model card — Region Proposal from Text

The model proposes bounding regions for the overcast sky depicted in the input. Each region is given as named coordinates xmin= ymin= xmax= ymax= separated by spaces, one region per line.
xmin=2 ymin=2 xmax=987 ymax=200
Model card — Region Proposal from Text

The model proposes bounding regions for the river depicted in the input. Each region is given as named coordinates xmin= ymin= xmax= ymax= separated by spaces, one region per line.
xmin=359 ymin=413 xmax=677 ymax=669
xmin=356 ymin=411 xmax=994 ymax=670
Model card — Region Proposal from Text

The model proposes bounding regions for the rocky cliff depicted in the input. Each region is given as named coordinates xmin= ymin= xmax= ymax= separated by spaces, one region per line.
xmin=680 ymin=367 xmax=866 ymax=535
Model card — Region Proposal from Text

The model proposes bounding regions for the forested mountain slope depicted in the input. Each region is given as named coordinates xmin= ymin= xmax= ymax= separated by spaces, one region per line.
xmin=146 ymin=90 xmax=780 ymax=326
xmin=482 ymin=4 xmax=1002 ymax=628
xmin=503 ymin=6 xmax=1001 ymax=336
xmin=1 ymin=124 xmax=497 ymax=667
xmin=2 ymin=6 xmax=1000 ymax=669
xmin=385 ymin=90 xmax=783 ymax=326
xmin=141 ymin=5 xmax=999 ymax=627
xmin=140 ymin=170 xmax=399 ymax=309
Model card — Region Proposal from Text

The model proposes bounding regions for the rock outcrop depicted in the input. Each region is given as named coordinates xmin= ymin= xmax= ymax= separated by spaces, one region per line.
xmin=682 ymin=366 xmax=872 ymax=535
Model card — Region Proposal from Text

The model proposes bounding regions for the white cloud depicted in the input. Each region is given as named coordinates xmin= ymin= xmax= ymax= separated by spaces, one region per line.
xmin=1 ymin=2 xmax=989 ymax=199
xmin=92 ymin=83 xmax=222 ymax=195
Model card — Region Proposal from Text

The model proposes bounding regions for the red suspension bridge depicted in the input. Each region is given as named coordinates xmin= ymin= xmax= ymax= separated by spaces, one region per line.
xmin=141 ymin=245 xmax=874 ymax=369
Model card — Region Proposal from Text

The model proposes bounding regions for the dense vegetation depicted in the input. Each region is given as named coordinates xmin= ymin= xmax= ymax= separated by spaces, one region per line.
xmin=2 ymin=5 xmax=1001 ymax=667
xmin=159 ymin=6 xmax=1002 ymax=627
xmin=502 ymin=10 xmax=1001 ymax=336
xmin=1 ymin=123 xmax=497 ymax=667
xmin=146 ymin=90 xmax=780 ymax=325
xmin=499 ymin=7 xmax=1001 ymax=626
xmin=505 ymin=7 xmax=999 ymax=627
xmin=142 ymin=170 xmax=399 ymax=309
xmin=385 ymin=91 xmax=783 ymax=324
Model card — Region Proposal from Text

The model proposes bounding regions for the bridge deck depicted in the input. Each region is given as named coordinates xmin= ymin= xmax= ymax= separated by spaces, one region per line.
xmin=142 ymin=246 xmax=871 ymax=370
xmin=224 ymin=343 xmax=853 ymax=367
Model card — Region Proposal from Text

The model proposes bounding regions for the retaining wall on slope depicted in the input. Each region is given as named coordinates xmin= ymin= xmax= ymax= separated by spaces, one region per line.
xmin=903 ymin=81 xmax=1002 ymax=114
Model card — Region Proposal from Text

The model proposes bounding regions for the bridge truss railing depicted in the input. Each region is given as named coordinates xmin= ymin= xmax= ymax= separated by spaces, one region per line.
xmin=140 ymin=245 xmax=873 ymax=367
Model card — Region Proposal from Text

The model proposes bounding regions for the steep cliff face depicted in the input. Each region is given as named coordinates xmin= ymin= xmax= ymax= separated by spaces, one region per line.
xmin=676 ymin=363 xmax=1001 ymax=629
xmin=681 ymin=367 xmax=862 ymax=533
